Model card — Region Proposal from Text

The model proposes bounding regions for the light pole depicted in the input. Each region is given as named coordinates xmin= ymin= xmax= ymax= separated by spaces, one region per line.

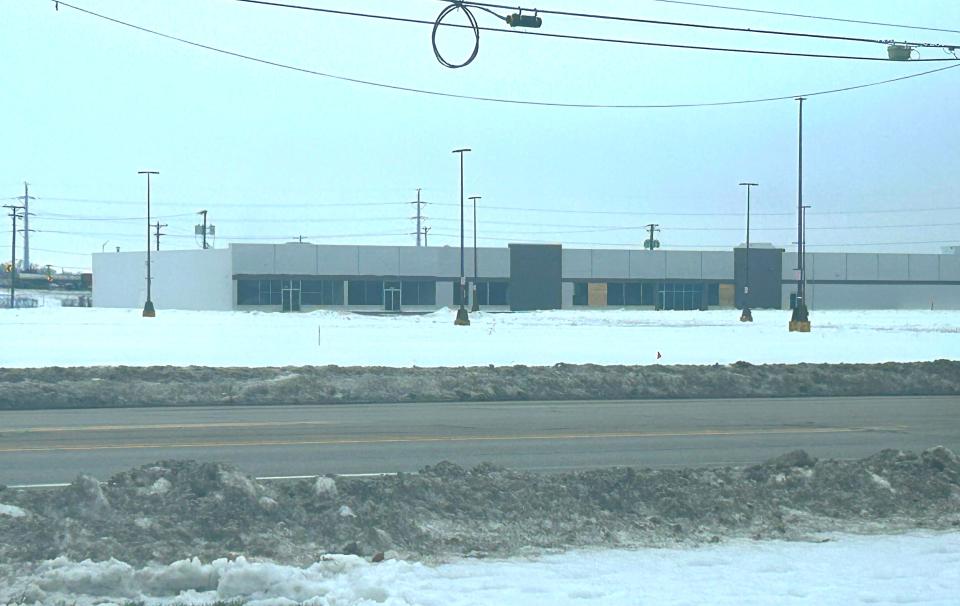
xmin=739 ymin=182 xmax=758 ymax=322
xmin=469 ymin=195 xmax=481 ymax=312
xmin=452 ymin=148 xmax=471 ymax=326
xmin=138 ymin=170 xmax=159 ymax=317
xmin=789 ymin=97 xmax=810 ymax=331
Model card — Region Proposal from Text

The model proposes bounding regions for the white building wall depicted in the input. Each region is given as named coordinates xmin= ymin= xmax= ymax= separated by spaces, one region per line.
xmin=93 ymin=249 xmax=232 ymax=310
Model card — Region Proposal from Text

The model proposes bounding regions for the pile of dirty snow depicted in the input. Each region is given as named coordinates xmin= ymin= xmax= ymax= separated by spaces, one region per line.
xmin=0 ymin=448 xmax=958 ymax=569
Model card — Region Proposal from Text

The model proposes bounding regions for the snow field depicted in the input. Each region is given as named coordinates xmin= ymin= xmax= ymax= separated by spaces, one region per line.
xmin=0 ymin=307 xmax=958 ymax=367
xmin=1 ymin=533 xmax=957 ymax=606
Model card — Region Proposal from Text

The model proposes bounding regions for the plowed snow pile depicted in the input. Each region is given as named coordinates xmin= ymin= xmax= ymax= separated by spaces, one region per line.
xmin=0 ymin=448 xmax=957 ymax=569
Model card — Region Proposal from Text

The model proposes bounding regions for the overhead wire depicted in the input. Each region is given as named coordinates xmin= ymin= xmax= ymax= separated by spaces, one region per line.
xmin=449 ymin=0 xmax=960 ymax=49
xmin=645 ymin=0 xmax=960 ymax=35
xmin=50 ymin=1 xmax=960 ymax=109
xmin=232 ymin=0 xmax=959 ymax=62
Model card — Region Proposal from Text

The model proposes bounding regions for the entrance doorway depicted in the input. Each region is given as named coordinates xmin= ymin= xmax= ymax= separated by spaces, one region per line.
xmin=384 ymin=281 xmax=401 ymax=312
xmin=281 ymin=279 xmax=301 ymax=312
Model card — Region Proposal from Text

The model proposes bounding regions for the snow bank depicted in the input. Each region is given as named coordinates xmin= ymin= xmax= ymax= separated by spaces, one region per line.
xmin=2 ymin=360 xmax=958 ymax=410
xmin=1 ymin=533 xmax=957 ymax=605
xmin=1 ymin=450 xmax=958 ymax=567
xmin=0 ymin=307 xmax=957 ymax=368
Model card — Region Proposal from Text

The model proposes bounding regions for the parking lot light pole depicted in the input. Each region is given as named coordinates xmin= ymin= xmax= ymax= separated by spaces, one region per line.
xmin=789 ymin=97 xmax=811 ymax=332
xmin=138 ymin=170 xmax=159 ymax=317
xmin=452 ymin=148 xmax=471 ymax=326
xmin=739 ymin=182 xmax=758 ymax=322
xmin=469 ymin=195 xmax=481 ymax=312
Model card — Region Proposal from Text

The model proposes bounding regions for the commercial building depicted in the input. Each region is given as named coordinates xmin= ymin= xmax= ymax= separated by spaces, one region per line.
xmin=92 ymin=242 xmax=960 ymax=312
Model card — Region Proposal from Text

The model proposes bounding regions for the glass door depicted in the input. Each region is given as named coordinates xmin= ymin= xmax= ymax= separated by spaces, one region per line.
xmin=384 ymin=281 xmax=401 ymax=312
xmin=281 ymin=279 xmax=301 ymax=312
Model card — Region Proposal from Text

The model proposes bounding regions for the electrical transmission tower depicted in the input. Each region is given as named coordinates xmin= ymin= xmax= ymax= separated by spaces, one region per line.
xmin=411 ymin=188 xmax=426 ymax=246
xmin=16 ymin=183 xmax=35 ymax=271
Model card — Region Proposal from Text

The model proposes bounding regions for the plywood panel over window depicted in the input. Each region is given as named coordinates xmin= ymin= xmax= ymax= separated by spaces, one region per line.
xmin=588 ymin=283 xmax=607 ymax=307
xmin=719 ymin=283 xmax=735 ymax=307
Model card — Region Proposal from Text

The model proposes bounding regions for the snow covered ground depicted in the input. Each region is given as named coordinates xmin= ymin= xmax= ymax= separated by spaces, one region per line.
xmin=1 ymin=532 xmax=957 ymax=606
xmin=0 ymin=306 xmax=957 ymax=367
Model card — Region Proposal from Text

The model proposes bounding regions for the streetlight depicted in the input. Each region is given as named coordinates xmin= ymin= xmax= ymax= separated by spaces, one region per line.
xmin=138 ymin=170 xmax=159 ymax=318
xmin=738 ymin=182 xmax=758 ymax=322
xmin=789 ymin=97 xmax=810 ymax=332
xmin=469 ymin=195 xmax=481 ymax=312
xmin=452 ymin=148 xmax=471 ymax=326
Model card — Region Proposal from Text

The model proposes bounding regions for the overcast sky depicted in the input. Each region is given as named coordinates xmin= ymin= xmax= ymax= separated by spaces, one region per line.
xmin=3 ymin=0 xmax=959 ymax=271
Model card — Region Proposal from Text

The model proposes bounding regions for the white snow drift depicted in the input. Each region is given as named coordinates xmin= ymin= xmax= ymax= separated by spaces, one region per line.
xmin=1 ymin=532 xmax=957 ymax=606
xmin=0 ymin=307 xmax=958 ymax=368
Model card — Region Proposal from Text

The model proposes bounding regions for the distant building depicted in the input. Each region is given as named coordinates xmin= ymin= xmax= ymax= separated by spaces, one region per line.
xmin=91 ymin=242 xmax=960 ymax=312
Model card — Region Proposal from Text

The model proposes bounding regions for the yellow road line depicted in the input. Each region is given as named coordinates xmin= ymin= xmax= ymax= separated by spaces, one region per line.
xmin=3 ymin=420 xmax=332 ymax=434
xmin=0 ymin=426 xmax=905 ymax=453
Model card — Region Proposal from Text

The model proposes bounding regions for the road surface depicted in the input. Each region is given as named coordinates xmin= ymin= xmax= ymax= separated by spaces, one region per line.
xmin=1 ymin=396 xmax=957 ymax=486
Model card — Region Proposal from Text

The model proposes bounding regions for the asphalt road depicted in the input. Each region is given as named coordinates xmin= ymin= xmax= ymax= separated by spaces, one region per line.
xmin=1 ymin=396 xmax=957 ymax=486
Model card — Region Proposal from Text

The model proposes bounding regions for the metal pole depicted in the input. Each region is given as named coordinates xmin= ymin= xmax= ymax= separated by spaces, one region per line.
xmin=790 ymin=97 xmax=810 ymax=329
xmin=739 ymin=182 xmax=757 ymax=322
xmin=139 ymin=170 xmax=159 ymax=317
xmin=469 ymin=195 xmax=481 ymax=312
xmin=22 ymin=183 xmax=32 ymax=271
xmin=452 ymin=148 xmax=471 ymax=325
xmin=415 ymin=188 xmax=422 ymax=247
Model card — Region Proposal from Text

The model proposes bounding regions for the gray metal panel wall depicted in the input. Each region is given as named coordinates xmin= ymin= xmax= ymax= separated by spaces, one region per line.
xmin=812 ymin=253 xmax=845 ymax=280
xmin=399 ymin=246 xmax=440 ymax=277
xmin=941 ymin=255 xmax=960 ymax=281
xmin=317 ymin=246 xmax=359 ymax=275
xmin=701 ymin=252 xmax=734 ymax=280
xmin=436 ymin=280 xmax=454 ymax=307
xmin=477 ymin=247 xmax=511 ymax=278
xmin=735 ymin=247 xmax=783 ymax=309
xmin=509 ymin=244 xmax=562 ymax=310
xmin=561 ymin=281 xmax=574 ymax=308
xmin=231 ymin=244 xmax=275 ymax=274
xmin=591 ymin=250 xmax=630 ymax=279
xmin=878 ymin=254 xmax=909 ymax=280
xmin=628 ymin=251 xmax=666 ymax=279
xmin=845 ymin=254 xmax=879 ymax=280
xmin=274 ymin=243 xmax=318 ymax=274
xmin=664 ymin=251 xmax=702 ymax=279
xmin=358 ymin=246 xmax=400 ymax=276
xmin=908 ymin=255 xmax=939 ymax=281
xmin=562 ymin=249 xmax=592 ymax=279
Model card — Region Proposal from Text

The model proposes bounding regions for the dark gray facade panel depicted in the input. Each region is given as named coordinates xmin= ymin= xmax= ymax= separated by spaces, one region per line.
xmin=509 ymin=244 xmax=562 ymax=311
xmin=734 ymin=247 xmax=783 ymax=309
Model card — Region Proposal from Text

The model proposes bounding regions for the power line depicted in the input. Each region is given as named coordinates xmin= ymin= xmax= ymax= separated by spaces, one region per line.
xmin=646 ymin=0 xmax=960 ymax=36
xmin=431 ymin=230 xmax=959 ymax=249
xmin=51 ymin=1 xmax=960 ymax=110
xmin=451 ymin=0 xmax=960 ymax=49
xmin=233 ymin=0 xmax=958 ymax=61
xmin=428 ymin=202 xmax=960 ymax=217
xmin=39 ymin=196 xmax=407 ymax=208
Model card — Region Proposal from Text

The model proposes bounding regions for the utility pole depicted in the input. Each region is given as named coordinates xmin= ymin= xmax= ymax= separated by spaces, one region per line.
xmin=469 ymin=195 xmax=481 ymax=312
xmin=3 ymin=204 xmax=24 ymax=309
xmin=423 ymin=226 xmax=430 ymax=246
xmin=411 ymin=188 xmax=426 ymax=247
xmin=154 ymin=221 xmax=167 ymax=251
xmin=644 ymin=223 xmax=660 ymax=250
xmin=138 ymin=170 xmax=159 ymax=318
xmin=452 ymin=148 xmax=471 ymax=326
xmin=17 ymin=183 xmax=35 ymax=271
xmin=738 ymin=182 xmax=758 ymax=322
xmin=790 ymin=97 xmax=810 ymax=332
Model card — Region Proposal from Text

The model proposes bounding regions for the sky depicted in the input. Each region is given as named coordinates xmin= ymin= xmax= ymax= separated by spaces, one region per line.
xmin=2 ymin=0 xmax=959 ymax=271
